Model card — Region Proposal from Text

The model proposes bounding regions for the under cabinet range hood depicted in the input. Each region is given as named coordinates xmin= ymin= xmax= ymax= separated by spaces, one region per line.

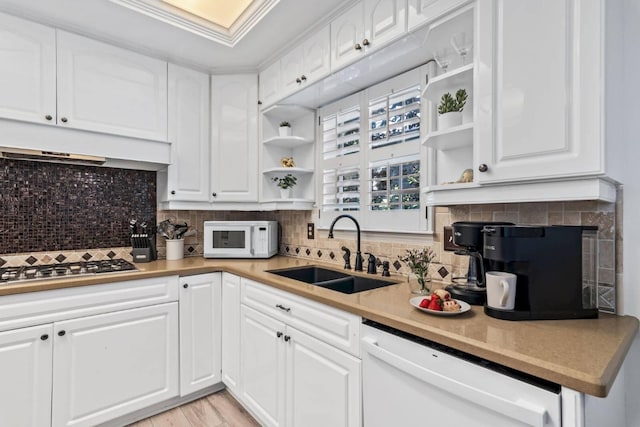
xmin=0 ymin=147 xmax=106 ymax=166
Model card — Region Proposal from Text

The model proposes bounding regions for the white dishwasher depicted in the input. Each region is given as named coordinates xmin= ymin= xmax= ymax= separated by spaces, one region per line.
xmin=361 ymin=322 xmax=562 ymax=427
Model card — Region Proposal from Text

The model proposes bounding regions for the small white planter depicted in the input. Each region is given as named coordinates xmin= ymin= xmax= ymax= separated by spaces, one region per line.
xmin=438 ymin=111 xmax=462 ymax=130
xmin=279 ymin=126 xmax=292 ymax=137
xmin=280 ymin=188 xmax=293 ymax=199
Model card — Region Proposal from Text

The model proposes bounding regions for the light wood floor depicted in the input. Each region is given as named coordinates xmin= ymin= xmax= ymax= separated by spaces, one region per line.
xmin=127 ymin=390 xmax=260 ymax=427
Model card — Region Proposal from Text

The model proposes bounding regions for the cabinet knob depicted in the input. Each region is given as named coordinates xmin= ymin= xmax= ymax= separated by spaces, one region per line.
xmin=300 ymin=75 xmax=307 ymax=82
xmin=296 ymin=77 xmax=301 ymax=84
xmin=45 ymin=115 xmax=53 ymax=121
xmin=212 ymin=192 xmax=217 ymax=197
xmin=362 ymin=38 xmax=370 ymax=46
xmin=58 ymin=330 xmax=66 ymax=337
xmin=277 ymin=331 xmax=283 ymax=338
xmin=284 ymin=335 xmax=291 ymax=342
xmin=40 ymin=334 xmax=49 ymax=341
xmin=170 ymin=190 xmax=176 ymax=195
xmin=60 ymin=117 xmax=68 ymax=123
xmin=183 ymin=284 xmax=189 ymax=289
xmin=478 ymin=164 xmax=489 ymax=173
xmin=354 ymin=43 xmax=362 ymax=50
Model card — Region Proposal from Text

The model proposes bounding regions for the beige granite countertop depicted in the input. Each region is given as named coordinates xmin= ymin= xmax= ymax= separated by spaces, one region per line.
xmin=0 ymin=256 xmax=637 ymax=397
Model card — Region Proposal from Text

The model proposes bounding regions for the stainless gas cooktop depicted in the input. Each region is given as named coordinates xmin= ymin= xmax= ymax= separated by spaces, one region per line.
xmin=0 ymin=259 xmax=137 ymax=284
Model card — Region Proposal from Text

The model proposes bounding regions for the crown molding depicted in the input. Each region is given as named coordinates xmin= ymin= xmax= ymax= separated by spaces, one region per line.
xmin=109 ymin=0 xmax=279 ymax=47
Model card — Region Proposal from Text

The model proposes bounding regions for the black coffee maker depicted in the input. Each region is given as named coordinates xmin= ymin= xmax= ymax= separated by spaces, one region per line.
xmin=445 ymin=221 xmax=513 ymax=305
xmin=482 ymin=225 xmax=599 ymax=320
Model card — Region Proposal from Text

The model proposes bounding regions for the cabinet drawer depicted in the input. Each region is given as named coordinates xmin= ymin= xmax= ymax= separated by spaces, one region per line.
xmin=0 ymin=276 xmax=179 ymax=332
xmin=241 ymin=278 xmax=360 ymax=356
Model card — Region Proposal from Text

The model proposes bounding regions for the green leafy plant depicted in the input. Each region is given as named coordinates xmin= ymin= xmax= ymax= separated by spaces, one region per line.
xmin=279 ymin=121 xmax=291 ymax=127
xmin=437 ymin=88 xmax=468 ymax=114
xmin=399 ymin=247 xmax=436 ymax=292
xmin=272 ymin=174 xmax=297 ymax=189
xmin=455 ymin=88 xmax=468 ymax=111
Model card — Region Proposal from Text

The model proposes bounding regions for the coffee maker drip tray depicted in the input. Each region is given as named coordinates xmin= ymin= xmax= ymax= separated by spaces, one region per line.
xmin=446 ymin=282 xmax=487 ymax=305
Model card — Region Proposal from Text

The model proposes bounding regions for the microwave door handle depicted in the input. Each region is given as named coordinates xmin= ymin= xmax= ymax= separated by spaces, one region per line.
xmin=361 ymin=338 xmax=548 ymax=427
xmin=248 ymin=227 xmax=255 ymax=255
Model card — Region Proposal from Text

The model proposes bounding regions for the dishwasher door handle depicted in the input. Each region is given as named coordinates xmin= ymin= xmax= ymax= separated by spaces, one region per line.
xmin=362 ymin=337 xmax=548 ymax=427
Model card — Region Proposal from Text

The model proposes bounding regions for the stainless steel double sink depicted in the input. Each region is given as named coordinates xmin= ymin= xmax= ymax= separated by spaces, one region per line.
xmin=267 ymin=266 xmax=398 ymax=294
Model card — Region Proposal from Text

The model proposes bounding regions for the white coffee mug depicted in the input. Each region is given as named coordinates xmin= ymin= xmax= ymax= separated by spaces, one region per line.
xmin=486 ymin=271 xmax=517 ymax=310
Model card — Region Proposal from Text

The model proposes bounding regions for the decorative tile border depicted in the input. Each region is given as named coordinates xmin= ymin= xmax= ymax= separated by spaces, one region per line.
xmin=0 ymin=247 xmax=133 ymax=267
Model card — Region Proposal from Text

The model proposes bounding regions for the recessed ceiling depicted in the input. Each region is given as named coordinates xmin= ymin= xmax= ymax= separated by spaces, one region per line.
xmin=162 ymin=0 xmax=253 ymax=28
xmin=110 ymin=0 xmax=280 ymax=46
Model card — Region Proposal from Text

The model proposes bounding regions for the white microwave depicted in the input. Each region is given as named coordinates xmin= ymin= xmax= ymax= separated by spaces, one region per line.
xmin=203 ymin=221 xmax=278 ymax=258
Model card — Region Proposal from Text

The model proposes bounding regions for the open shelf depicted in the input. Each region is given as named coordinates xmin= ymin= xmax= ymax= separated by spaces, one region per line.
xmin=263 ymin=167 xmax=314 ymax=175
xmin=263 ymin=135 xmax=313 ymax=148
xmin=262 ymin=104 xmax=314 ymax=121
xmin=423 ymin=122 xmax=473 ymax=150
xmin=422 ymin=63 xmax=473 ymax=100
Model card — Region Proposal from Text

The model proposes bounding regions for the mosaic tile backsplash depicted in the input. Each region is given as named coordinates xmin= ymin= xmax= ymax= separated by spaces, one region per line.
xmin=0 ymin=158 xmax=156 ymax=253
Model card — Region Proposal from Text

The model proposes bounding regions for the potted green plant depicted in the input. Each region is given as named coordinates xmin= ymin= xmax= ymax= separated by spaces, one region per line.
xmin=279 ymin=121 xmax=292 ymax=137
xmin=272 ymin=173 xmax=297 ymax=199
xmin=437 ymin=88 xmax=467 ymax=130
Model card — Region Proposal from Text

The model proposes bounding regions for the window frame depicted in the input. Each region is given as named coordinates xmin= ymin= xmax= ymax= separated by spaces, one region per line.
xmin=316 ymin=66 xmax=432 ymax=234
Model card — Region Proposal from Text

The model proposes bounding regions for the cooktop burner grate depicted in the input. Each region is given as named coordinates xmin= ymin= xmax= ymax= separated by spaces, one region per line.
xmin=0 ymin=259 xmax=137 ymax=284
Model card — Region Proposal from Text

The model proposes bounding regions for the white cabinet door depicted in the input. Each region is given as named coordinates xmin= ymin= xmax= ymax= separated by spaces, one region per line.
xmin=286 ymin=326 xmax=362 ymax=427
xmin=179 ymin=273 xmax=221 ymax=396
xmin=259 ymin=60 xmax=281 ymax=108
xmin=166 ymin=64 xmax=210 ymax=202
xmin=240 ymin=305 xmax=286 ymax=427
xmin=56 ymin=30 xmax=168 ymax=141
xmin=0 ymin=324 xmax=53 ymax=427
xmin=52 ymin=303 xmax=179 ymax=427
xmin=302 ymin=25 xmax=332 ymax=84
xmin=280 ymin=46 xmax=305 ymax=99
xmin=221 ymin=272 xmax=241 ymax=394
xmin=331 ymin=1 xmax=366 ymax=71
xmin=475 ymin=0 xmax=602 ymax=183
xmin=363 ymin=0 xmax=407 ymax=53
xmin=0 ymin=12 xmax=56 ymax=125
xmin=211 ymin=74 xmax=259 ymax=202
xmin=407 ymin=0 xmax=466 ymax=31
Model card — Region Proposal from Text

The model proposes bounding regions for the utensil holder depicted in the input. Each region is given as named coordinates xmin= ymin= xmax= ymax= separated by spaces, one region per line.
xmin=165 ymin=239 xmax=184 ymax=261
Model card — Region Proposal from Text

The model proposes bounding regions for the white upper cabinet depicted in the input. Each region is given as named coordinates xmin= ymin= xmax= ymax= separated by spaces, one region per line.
xmin=281 ymin=26 xmax=331 ymax=99
xmin=331 ymin=2 xmax=366 ymax=71
xmin=259 ymin=60 xmax=281 ymax=108
xmin=408 ymin=0 xmax=468 ymax=31
xmin=363 ymin=0 xmax=407 ymax=52
xmin=211 ymin=74 xmax=259 ymax=202
xmin=0 ymin=12 xmax=56 ymax=125
xmin=56 ymin=31 xmax=168 ymax=141
xmin=475 ymin=0 xmax=602 ymax=183
xmin=165 ymin=64 xmax=210 ymax=202
xmin=332 ymin=0 xmax=407 ymax=72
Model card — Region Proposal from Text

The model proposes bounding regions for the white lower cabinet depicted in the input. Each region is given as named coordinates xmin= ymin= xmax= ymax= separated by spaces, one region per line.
xmin=239 ymin=279 xmax=362 ymax=427
xmin=286 ymin=326 xmax=361 ymax=427
xmin=0 ymin=324 xmax=53 ymax=427
xmin=179 ymin=273 xmax=222 ymax=396
xmin=241 ymin=305 xmax=287 ymax=427
xmin=221 ymin=272 xmax=242 ymax=394
xmin=52 ymin=303 xmax=179 ymax=427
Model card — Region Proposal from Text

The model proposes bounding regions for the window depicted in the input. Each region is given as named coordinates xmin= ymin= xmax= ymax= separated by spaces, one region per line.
xmin=318 ymin=67 xmax=428 ymax=233
xmin=369 ymin=156 xmax=421 ymax=211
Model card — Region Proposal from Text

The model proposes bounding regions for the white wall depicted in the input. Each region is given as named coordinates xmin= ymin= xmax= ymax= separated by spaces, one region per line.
xmin=621 ymin=0 xmax=640 ymax=425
